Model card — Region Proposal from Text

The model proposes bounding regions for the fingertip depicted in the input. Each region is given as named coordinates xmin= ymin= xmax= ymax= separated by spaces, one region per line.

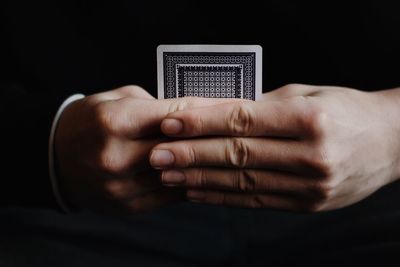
xmin=161 ymin=118 xmax=183 ymax=135
xmin=186 ymin=190 xmax=206 ymax=202
xmin=149 ymin=149 xmax=175 ymax=169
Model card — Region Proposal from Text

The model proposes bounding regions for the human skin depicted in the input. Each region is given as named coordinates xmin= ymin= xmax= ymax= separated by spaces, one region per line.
xmin=55 ymin=85 xmax=240 ymax=213
xmin=150 ymin=84 xmax=400 ymax=212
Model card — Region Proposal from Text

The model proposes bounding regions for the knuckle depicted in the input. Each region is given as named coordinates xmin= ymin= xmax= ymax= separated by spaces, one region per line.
xmin=225 ymin=138 xmax=250 ymax=168
xmin=250 ymin=194 xmax=264 ymax=208
xmin=183 ymin=143 xmax=197 ymax=167
xmin=93 ymin=102 xmax=111 ymax=128
xmin=304 ymin=143 xmax=334 ymax=177
xmin=308 ymin=180 xmax=334 ymax=201
xmin=119 ymin=85 xmax=154 ymax=100
xmin=93 ymin=101 xmax=121 ymax=135
xmin=104 ymin=180 xmax=126 ymax=199
xmin=302 ymin=104 xmax=328 ymax=139
xmin=168 ymin=99 xmax=190 ymax=113
xmin=279 ymin=83 xmax=303 ymax=95
xmin=194 ymin=168 xmax=208 ymax=187
xmin=228 ymin=103 xmax=254 ymax=136
xmin=234 ymin=170 xmax=257 ymax=192
xmin=97 ymin=148 xmax=124 ymax=175
xmin=302 ymin=200 xmax=325 ymax=213
xmin=123 ymin=84 xmax=144 ymax=93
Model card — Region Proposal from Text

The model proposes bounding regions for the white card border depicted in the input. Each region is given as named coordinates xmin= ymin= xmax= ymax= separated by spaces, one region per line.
xmin=157 ymin=45 xmax=262 ymax=100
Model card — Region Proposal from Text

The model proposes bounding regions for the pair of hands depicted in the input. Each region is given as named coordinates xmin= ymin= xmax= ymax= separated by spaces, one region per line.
xmin=55 ymin=84 xmax=400 ymax=213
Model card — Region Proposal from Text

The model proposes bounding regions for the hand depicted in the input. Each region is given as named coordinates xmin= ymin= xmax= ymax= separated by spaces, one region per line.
xmin=150 ymin=84 xmax=400 ymax=212
xmin=55 ymin=85 xmax=241 ymax=213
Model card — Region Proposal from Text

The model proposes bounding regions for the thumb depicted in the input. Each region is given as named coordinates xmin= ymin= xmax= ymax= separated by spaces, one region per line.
xmin=115 ymin=97 xmax=248 ymax=139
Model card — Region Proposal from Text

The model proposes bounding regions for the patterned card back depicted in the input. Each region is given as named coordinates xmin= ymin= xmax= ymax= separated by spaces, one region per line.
xmin=158 ymin=45 xmax=262 ymax=100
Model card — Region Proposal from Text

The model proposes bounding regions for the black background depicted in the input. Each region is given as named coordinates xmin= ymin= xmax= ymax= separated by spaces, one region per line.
xmin=1 ymin=1 xmax=400 ymax=266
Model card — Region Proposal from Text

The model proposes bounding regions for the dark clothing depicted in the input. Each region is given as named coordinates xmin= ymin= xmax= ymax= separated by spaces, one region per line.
xmin=1 ymin=1 xmax=399 ymax=266
xmin=1 ymin=189 xmax=400 ymax=266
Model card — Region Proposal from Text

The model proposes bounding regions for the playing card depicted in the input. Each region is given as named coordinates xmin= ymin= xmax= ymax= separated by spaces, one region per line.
xmin=157 ymin=45 xmax=262 ymax=100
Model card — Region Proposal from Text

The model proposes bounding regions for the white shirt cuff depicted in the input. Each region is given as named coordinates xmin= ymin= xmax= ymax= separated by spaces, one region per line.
xmin=48 ymin=94 xmax=85 ymax=213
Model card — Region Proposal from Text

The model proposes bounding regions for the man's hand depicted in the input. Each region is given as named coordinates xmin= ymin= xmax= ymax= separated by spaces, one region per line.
xmin=55 ymin=85 xmax=241 ymax=213
xmin=150 ymin=84 xmax=400 ymax=212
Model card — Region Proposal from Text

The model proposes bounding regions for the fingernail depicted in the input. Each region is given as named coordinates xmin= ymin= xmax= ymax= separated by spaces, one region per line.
xmin=187 ymin=190 xmax=205 ymax=202
xmin=162 ymin=170 xmax=185 ymax=186
xmin=162 ymin=119 xmax=183 ymax=135
xmin=150 ymin=149 xmax=175 ymax=168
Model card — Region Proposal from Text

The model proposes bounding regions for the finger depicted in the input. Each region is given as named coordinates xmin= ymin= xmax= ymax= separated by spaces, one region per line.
xmin=186 ymin=190 xmax=312 ymax=211
xmin=98 ymin=138 xmax=166 ymax=177
xmin=125 ymin=187 xmax=185 ymax=213
xmin=104 ymin=170 xmax=163 ymax=200
xmin=150 ymin=137 xmax=311 ymax=172
xmin=160 ymin=98 xmax=312 ymax=138
xmin=103 ymin=97 xmax=247 ymax=139
xmin=92 ymin=85 xmax=154 ymax=102
xmin=161 ymin=168 xmax=319 ymax=198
